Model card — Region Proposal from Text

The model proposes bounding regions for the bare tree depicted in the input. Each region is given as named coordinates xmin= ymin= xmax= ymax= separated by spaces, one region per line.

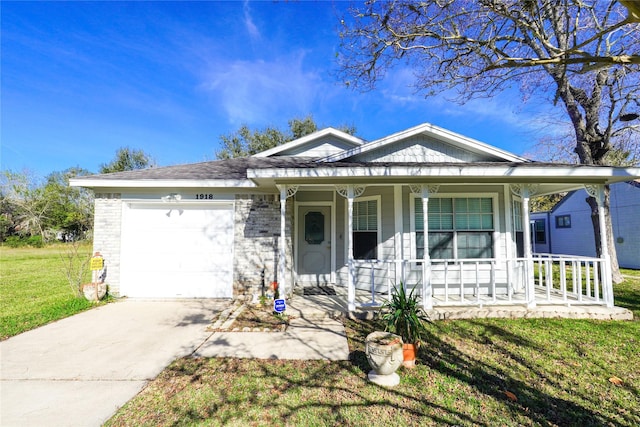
xmin=338 ymin=0 xmax=640 ymax=283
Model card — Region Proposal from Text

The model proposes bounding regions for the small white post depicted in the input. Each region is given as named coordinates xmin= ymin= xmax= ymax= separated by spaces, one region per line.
xmin=421 ymin=186 xmax=433 ymax=309
xmin=521 ymin=189 xmax=536 ymax=308
xmin=596 ymin=185 xmax=614 ymax=308
xmin=279 ymin=186 xmax=287 ymax=299
xmin=347 ymin=185 xmax=356 ymax=311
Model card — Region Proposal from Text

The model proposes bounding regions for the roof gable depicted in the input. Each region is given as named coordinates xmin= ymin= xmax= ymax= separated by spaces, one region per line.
xmin=319 ymin=122 xmax=529 ymax=163
xmin=252 ymin=127 xmax=365 ymax=158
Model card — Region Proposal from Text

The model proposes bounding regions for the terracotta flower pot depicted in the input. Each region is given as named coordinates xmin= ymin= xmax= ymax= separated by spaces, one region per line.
xmin=402 ymin=343 xmax=417 ymax=368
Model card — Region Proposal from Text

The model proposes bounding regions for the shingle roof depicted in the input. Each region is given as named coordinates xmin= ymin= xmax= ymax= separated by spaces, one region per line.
xmin=72 ymin=156 xmax=618 ymax=182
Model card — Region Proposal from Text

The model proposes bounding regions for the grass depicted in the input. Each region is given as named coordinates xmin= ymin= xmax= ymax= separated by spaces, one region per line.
xmin=0 ymin=243 xmax=97 ymax=340
xmin=106 ymin=270 xmax=640 ymax=427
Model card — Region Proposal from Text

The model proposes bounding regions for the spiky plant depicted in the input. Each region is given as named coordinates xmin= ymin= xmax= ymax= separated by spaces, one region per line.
xmin=380 ymin=284 xmax=430 ymax=344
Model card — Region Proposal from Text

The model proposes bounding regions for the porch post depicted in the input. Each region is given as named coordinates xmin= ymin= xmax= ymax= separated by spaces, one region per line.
xmin=393 ymin=185 xmax=403 ymax=291
xmin=421 ymin=186 xmax=433 ymax=309
xmin=520 ymin=188 xmax=536 ymax=308
xmin=589 ymin=185 xmax=614 ymax=308
xmin=346 ymin=185 xmax=356 ymax=311
xmin=277 ymin=185 xmax=298 ymax=299
xmin=279 ymin=186 xmax=288 ymax=299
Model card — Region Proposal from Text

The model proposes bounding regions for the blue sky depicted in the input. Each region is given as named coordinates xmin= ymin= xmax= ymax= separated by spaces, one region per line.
xmin=2 ymin=1 xmax=560 ymax=178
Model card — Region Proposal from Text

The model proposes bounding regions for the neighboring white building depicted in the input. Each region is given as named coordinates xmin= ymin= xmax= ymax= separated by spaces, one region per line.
xmin=71 ymin=122 xmax=640 ymax=311
xmin=531 ymin=181 xmax=640 ymax=269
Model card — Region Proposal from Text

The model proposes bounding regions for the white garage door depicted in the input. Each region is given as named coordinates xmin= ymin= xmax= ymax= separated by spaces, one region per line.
xmin=120 ymin=202 xmax=234 ymax=298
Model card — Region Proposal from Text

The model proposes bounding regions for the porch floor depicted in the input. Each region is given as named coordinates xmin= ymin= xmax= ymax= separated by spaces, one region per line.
xmin=289 ymin=285 xmax=633 ymax=321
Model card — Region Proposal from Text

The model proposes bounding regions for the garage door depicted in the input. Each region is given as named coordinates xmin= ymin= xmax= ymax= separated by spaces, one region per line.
xmin=120 ymin=202 xmax=234 ymax=298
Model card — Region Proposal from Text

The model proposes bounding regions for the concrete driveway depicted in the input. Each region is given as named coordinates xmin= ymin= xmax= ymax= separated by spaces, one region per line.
xmin=0 ymin=299 xmax=227 ymax=427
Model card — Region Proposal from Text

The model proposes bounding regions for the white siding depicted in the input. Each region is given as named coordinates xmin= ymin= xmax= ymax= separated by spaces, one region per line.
xmin=275 ymin=135 xmax=359 ymax=158
xmin=352 ymin=135 xmax=497 ymax=163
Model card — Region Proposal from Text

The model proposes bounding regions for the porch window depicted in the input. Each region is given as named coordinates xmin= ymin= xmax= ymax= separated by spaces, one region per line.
xmin=353 ymin=199 xmax=378 ymax=260
xmin=415 ymin=197 xmax=494 ymax=259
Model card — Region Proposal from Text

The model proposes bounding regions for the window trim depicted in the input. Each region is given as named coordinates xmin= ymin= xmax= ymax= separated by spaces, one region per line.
xmin=347 ymin=195 xmax=381 ymax=260
xmin=410 ymin=193 xmax=499 ymax=261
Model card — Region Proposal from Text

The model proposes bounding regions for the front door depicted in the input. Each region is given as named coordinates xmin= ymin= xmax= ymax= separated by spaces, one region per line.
xmin=297 ymin=205 xmax=332 ymax=286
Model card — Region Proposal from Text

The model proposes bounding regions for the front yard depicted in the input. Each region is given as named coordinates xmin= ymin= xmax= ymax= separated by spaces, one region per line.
xmin=106 ymin=271 xmax=640 ymax=426
xmin=0 ymin=244 xmax=95 ymax=340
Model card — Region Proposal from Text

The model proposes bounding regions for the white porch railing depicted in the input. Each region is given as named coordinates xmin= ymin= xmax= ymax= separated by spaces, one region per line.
xmin=349 ymin=254 xmax=612 ymax=309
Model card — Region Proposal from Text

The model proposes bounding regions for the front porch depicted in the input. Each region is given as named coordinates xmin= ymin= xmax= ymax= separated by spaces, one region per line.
xmin=289 ymin=253 xmax=632 ymax=320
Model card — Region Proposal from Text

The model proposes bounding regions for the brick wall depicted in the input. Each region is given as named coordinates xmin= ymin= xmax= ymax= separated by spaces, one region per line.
xmin=233 ymin=194 xmax=293 ymax=296
xmin=92 ymin=193 xmax=122 ymax=296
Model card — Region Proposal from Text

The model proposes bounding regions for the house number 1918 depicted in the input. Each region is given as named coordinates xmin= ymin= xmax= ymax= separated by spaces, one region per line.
xmin=196 ymin=194 xmax=214 ymax=200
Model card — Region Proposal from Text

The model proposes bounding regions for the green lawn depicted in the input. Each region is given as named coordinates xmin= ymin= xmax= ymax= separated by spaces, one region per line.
xmin=0 ymin=244 xmax=96 ymax=340
xmin=107 ymin=270 xmax=640 ymax=427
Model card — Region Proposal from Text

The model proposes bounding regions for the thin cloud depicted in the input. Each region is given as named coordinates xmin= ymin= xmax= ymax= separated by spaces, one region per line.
xmin=201 ymin=51 xmax=324 ymax=125
xmin=243 ymin=0 xmax=260 ymax=40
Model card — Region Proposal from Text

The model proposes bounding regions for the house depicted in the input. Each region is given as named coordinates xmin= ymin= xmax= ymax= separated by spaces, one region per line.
xmin=530 ymin=181 xmax=640 ymax=269
xmin=71 ymin=123 xmax=640 ymax=312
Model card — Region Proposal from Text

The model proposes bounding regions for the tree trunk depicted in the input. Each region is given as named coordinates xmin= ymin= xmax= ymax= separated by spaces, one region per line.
xmin=586 ymin=187 xmax=623 ymax=284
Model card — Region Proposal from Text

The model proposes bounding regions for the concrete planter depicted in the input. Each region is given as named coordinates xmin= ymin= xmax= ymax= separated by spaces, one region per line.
xmin=82 ymin=283 xmax=107 ymax=301
xmin=365 ymin=331 xmax=403 ymax=387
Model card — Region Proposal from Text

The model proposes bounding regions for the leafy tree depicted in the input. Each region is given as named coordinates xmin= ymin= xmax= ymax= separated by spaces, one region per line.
xmin=43 ymin=168 xmax=94 ymax=241
xmin=338 ymin=0 xmax=640 ymax=283
xmin=99 ymin=147 xmax=154 ymax=174
xmin=216 ymin=115 xmax=357 ymax=159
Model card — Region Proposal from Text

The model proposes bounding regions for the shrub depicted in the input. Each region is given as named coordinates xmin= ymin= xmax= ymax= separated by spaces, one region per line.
xmin=26 ymin=235 xmax=44 ymax=247
xmin=4 ymin=236 xmax=23 ymax=248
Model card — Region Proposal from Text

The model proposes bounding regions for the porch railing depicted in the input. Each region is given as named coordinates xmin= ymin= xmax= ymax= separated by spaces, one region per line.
xmin=349 ymin=254 xmax=612 ymax=309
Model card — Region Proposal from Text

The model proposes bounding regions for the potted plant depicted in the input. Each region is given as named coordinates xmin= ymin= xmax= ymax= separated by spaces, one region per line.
xmin=364 ymin=331 xmax=404 ymax=387
xmin=380 ymin=284 xmax=430 ymax=368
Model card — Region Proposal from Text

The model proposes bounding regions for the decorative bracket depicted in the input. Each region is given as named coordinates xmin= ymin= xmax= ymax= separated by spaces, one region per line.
xmin=585 ymin=184 xmax=603 ymax=204
xmin=161 ymin=193 xmax=182 ymax=202
xmin=409 ymin=184 xmax=440 ymax=196
xmin=336 ymin=185 xmax=366 ymax=198
xmin=510 ymin=184 xmax=539 ymax=197
xmin=277 ymin=185 xmax=299 ymax=199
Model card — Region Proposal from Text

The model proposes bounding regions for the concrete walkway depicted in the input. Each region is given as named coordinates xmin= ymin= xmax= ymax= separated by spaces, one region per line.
xmin=0 ymin=297 xmax=351 ymax=427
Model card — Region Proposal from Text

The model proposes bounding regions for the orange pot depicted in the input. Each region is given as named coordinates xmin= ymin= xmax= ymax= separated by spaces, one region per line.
xmin=402 ymin=343 xmax=417 ymax=368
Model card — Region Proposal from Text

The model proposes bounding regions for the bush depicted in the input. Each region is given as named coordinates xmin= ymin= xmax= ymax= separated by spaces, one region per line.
xmin=3 ymin=235 xmax=45 ymax=248
xmin=3 ymin=236 xmax=23 ymax=248
xmin=26 ymin=235 xmax=44 ymax=247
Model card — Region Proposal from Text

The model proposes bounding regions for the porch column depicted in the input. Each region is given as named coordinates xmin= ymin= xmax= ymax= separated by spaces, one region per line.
xmin=410 ymin=184 xmax=438 ymax=309
xmin=393 ymin=185 xmax=403 ymax=292
xmin=420 ymin=185 xmax=436 ymax=309
xmin=511 ymin=184 xmax=537 ymax=308
xmin=520 ymin=188 xmax=536 ymax=308
xmin=587 ymin=185 xmax=614 ymax=307
xmin=277 ymin=185 xmax=298 ymax=299
xmin=346 ymin=186 xmax=356 ymax=311
xmin=336 ymin=185 xmax=366 ymax=311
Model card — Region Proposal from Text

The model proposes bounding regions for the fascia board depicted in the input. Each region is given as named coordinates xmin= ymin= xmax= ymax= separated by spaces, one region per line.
xmin=69 ymin=178 xmax=257 ymax=188
xmin=247 ymin=165 xmax=640 ymax=182
xmin=320 ymin=122 xmax=528 ymax=163
xmin=252 ymin=127 xmax=366 ymax=158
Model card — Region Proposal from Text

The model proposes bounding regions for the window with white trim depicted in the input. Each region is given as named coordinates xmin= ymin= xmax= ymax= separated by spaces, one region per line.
xmin=414 ymin=197 xmax=494 ymax=259
xmin=353 ymin=199 xmax=378 ymax=260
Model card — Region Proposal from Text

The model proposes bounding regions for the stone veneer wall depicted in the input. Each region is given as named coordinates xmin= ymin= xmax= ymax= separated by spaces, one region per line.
xmin=92 ymin=193 xmax=122 ymax=296
xmin=233 ymin=194 xmax=293 ymax=296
